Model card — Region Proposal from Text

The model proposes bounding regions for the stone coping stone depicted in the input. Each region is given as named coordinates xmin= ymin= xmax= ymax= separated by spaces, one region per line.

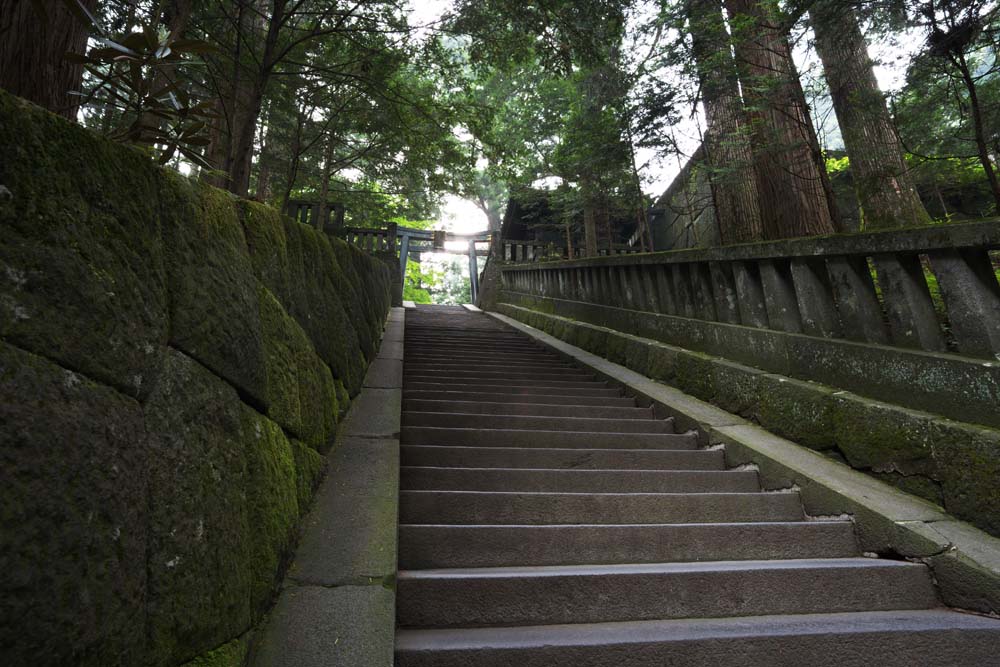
xmin=462 ymin=303 xmax=483 ymax=312
xmin=489 ymin=309 xmax=1000 ymax=616
xmin=403 ymin=300 xmax=417 ymax=309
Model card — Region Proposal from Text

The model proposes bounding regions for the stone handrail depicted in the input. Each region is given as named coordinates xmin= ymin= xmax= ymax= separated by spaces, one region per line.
xmin=500 ymin=220 xmax=1000 ymax=359
xmin=344 ymin=225 xmax=396 ymax=253
xmin=503 ymin=240 xmax=642 ymax=262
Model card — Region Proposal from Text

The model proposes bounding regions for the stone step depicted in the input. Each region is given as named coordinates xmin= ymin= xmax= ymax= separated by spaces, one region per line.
xmin=403 ymin=368 xmax=595 ymax=381
xmin=402 ymin=390 xmax=637 ymax=407
xmin=405 ymin=383 xmax=624 ymax=397
xmin=401 ymin=427 xmax=699 ymax=450
xmin=400 ymin=467 xmax=758 ymax=493
xmin=402 ymin=412 xmax=675 ymax=434
xmin=395 ymin=610 xmax=1000 ymax=667
xmin=396 ymin=559 xmax=937 ymax=628
xmin=405 ymin=376 xmax=609 ymax=389
xmin=404 ymin=358 xmax=572 ymax=369
xmin=403 ymin=343 xmax=544 ymax=353
xmin=402 ymin=400 xmax=655 ymax=420
xmin=397 ymin=522 xmax=859 ymax=569
xmin=400 ymin=445 xmax=724 ymax=470
xmin=398 ymin=490 xmax=804 ymax=524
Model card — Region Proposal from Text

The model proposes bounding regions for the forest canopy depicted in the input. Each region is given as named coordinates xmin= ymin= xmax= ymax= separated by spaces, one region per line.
xmin=0 ymin=0 xmax=997 ymax=247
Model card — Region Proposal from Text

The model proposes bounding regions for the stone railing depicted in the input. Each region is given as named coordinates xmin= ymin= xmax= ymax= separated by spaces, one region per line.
xmin=501 ymin=221 xmax=1000 ymax=358
xmin=502 ymin=240 xmax=642 ymax=262
xmin=497 ymin=220 xmax=1000 ymax=429
xmin=344 ymin=224 xmax=397 ymax=253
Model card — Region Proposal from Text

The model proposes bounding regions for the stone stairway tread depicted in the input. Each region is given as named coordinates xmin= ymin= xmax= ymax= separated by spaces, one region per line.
xmin=402 ymin=412 xmax=675 ymax=433
xmin=396 ymin=558 xmax=937 ymax=628
xmin=402 ymin=390 xmax=638 ymax=406
xmin=401 ymin=427 xmax=698 ymax=450
xmin=400 ymin=445 xmax=725 ymax=470
xmin=405 ymin=382 xmax=623 ymax=396
xmin=397 ymin=521 xmax=860 ymax=568
xmin=398 ymin=489 xmax=805 ymax=524
xmin=395 ymin=610 xmax=1000 ymax=667
xmin=399 ymin=466 xmax=759 ymax=493
xmin=402 ymin=400 xmax=655 ymax=419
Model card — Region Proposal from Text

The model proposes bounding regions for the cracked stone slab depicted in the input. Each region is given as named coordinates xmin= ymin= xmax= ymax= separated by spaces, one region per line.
xmin=378 ymin=340 xmax=404 ymax=360
xmin=363 ymin=358 xmax=402 ymax=389
xmin=251 ymin=585 xmax=394 ymax=667
xmin=339 ymin=388 xmax=401 ymax=438
xmin=287 ymin=436 xmax=398 ymax=585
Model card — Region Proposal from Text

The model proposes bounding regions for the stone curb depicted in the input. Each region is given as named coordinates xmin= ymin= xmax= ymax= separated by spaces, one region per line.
xmin=252 ymin=307 xmax=404 ymax=667
xmin=489 ymin=309 xmax=1000 ymax=616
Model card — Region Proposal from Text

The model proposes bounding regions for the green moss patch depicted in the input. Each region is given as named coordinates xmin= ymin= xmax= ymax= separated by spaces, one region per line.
xmin=259 ymin=287 xmax=337 ymax=450
xmin=0 ymin=90 xmax=168 ymax=399
xmin=0 ymin=341 xmax=148 ymax=666
xmin=242 ymin=408 xmax=300 ymax=616
xmin=162 ymin=177 xmax=266 ymax=407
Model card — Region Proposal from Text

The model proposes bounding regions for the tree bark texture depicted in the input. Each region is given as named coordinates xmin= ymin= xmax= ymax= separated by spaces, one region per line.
xmin=811 ymin=1 xmax=930 ymax=230
xmin=0 ymin=0 xmax=97 ymax=119
xmin=687 ymin=0 xmax=764 ymax=244
xmin=724 ymin=0 xmax=840 ymax=239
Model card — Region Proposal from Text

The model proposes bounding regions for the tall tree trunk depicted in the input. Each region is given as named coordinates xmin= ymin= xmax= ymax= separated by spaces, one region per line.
xmin=582 ymin=178 xmax=599 ymax=257
xmin=687 ymin=0 xmax=764 ymax=244
xmin=0 ymin=0 xmax=97 ymax=119
xmin=316 ymin=133 xmax=336 ymax=230
xmin=952 ymin=50 xmax=1000 ymax=211
xmin=724 ymin=0 xmax=840 ymax=239
xmin=811 ymin=1 xmax=930 ymax=230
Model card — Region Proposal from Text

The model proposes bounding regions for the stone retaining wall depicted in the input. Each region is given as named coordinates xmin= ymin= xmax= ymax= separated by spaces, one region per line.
xmin=0 ymin=90 xmax=393 ymax=666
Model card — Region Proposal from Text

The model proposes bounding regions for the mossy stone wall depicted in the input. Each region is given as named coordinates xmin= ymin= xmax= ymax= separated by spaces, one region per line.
xmin=0 ymin=91 xmax=392 ymax=666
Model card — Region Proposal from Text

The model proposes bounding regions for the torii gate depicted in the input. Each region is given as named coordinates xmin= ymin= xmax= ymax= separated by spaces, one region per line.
xmin=396 ymin=227 xmax=491 ymax=303
xmin=282 ymin=199 xmax=491 ymax=301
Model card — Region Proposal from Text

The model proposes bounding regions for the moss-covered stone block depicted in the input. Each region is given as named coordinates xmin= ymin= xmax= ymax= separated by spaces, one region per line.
xmin=606 ymin=332 xmax=629 ymax=365
xmin=832 ymin=392 xmax=935 ymax=472
xmin=712 ymin=359 xmax=765 ymax=417
xmin=674 ymin=350 xmax=717 ymax=401
xmin=162 ymin=177 xmax=266 ymax=407
xmin=242 ymin=408 xmax=299 ymax=617
xmin=284 ymin=221 xmax=366 ymax=394
xmin=259 ymin=286 xmax=336 ymax=450
xmin=328 ymin=237 xmax=378 ymax=358
xmin=144 ymin=350 xmax=254 ymax=666
xmin=757 ymin=374 xmax=836 ymax=451
xmin=623 ymin=335 xmax=651 ymax=375
xmin=290 ymin=438 xmax=327 ymax=513
xmin=647 ymin=343 xmax=680 ymax=383
xmin=0 ymin=341 xmax=148 ymax=666
xmin=0 ymin=90 xmax=168 ymax=399
xmin=239 ymin=200 xmax=291 ymax=303
xmin=930 ymin=420 xmax=1000 ymax=535
xmin=576 ymin=325 xmax=609 ymax=357
xmin=181 ymin=637 xmax=249 ymax=667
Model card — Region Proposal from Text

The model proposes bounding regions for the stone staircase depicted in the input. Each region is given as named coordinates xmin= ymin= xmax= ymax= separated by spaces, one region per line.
xmin=394 ymin=306 xmax=1000 ymax=666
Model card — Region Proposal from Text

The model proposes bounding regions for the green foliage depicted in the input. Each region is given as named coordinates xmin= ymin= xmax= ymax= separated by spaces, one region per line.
xmin=59 ymin=3 xmax=217 ymax=165
xmin=402 ymin=257 xmax=473 ymax=305
xmin=403 ymin=259 xmax=434 ymax=304
xmin=825 ymin=154 xmax=851 ymax=175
